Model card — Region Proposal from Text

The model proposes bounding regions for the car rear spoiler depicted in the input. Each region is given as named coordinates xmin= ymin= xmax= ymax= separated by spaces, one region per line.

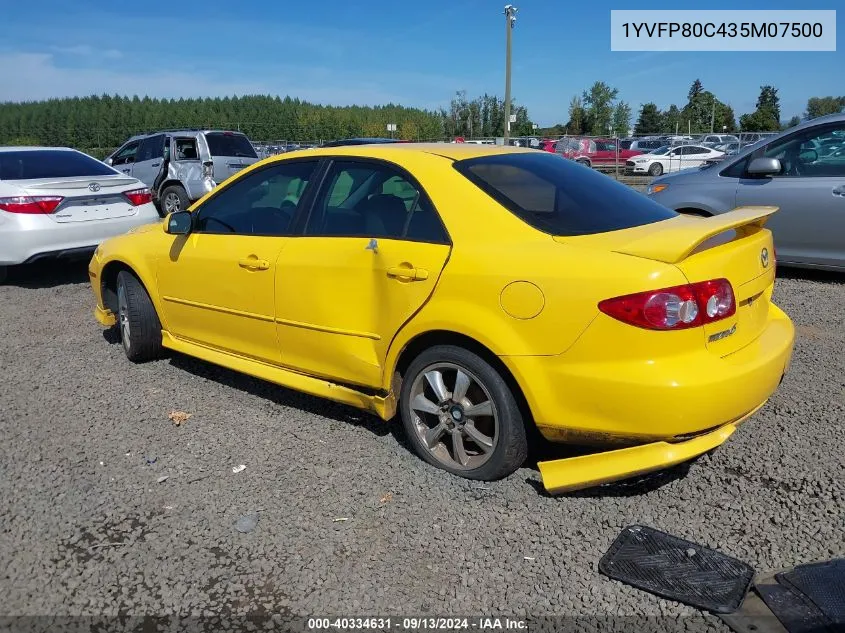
xmin=612 ymin=206 xmax=778 ymax=264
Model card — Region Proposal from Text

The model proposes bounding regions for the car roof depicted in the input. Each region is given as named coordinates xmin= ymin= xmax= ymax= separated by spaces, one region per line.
xmin=270 ymin=143 xmax=539 ymax=161
xmin=0 ymin=146 xmax=76 ymax=153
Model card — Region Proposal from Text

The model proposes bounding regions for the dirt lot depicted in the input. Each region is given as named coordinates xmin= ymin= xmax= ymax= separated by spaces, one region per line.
xmin=1 ymin=260 xmax=843 ymax=630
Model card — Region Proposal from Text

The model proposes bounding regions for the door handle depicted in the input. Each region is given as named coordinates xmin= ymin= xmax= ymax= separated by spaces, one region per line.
xmin=121 ymin=168 xmax=130 ymax=174
xmin=238 ymin=257 xmax=270 ymax=270
xmin=151 ymin=163 xmax=160 ymax=168
xmin=833 ymin=186 xmax=845 ymax=198
xmin=386 ymin=265 xmax=429 ymax=281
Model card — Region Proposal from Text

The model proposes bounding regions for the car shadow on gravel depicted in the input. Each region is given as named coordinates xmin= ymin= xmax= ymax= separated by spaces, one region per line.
xmin=777 ymin=267 xmax=845 ymax=283
xmin=2 ymin=259 xmax=90 ymax=288
xmin=167 ymin=353 xmax=394 ymax=437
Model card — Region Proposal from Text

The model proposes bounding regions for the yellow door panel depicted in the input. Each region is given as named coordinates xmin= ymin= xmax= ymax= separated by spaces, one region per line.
xmin=157 ymin=233 xmax=284 ymax=363
xmin=275 ymin=237 xmax=450 ymax=386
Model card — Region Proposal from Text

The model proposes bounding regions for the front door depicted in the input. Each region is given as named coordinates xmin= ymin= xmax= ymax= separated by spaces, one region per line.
xmin=157 ymin=159 xmax=319 ymax=364
xmin=274 ymin=159 xmax=451 ymax=387
xmin=736 ymin=120 xmax=845 ymax=267
xmin=132 ymin=134 xmax=166 ymax=187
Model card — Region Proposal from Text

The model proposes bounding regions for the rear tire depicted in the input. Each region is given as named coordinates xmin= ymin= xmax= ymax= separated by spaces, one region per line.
xmin=0 ymin=266 xmax=7 ymax=285
xmin=116 ymin=271 xmax=162 ymax=363
xmin=649 ymin=162 xmax=664 ymax=176
xmin=160 ymin=185 xmax=190 ymax=215
xmin=399 ymin=345 xmax=528 ymax=481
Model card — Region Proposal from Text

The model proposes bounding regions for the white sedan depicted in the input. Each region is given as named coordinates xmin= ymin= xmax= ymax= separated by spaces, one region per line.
xmin=0 ymin=147 xmax=160 ymax=283
xmin=625 ymin=144 xmax=725 ymax=177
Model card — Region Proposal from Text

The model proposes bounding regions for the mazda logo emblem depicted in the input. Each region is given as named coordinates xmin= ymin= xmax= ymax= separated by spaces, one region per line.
xmin=761 ymin=248 xmax=769 ymax=268
xmin=88 ymin=183 xmax=101 ymax=192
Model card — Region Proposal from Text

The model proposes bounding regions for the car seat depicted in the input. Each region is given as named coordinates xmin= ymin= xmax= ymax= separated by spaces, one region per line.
xmin=358 ymin=194 xmax=408 ymax=237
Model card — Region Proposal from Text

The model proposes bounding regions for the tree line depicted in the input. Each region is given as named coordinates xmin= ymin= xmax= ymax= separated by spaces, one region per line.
xmin=541 ymin=79 xmax=844 ymax=137
xmin=0 ymin=93 xmax=533 ymax=156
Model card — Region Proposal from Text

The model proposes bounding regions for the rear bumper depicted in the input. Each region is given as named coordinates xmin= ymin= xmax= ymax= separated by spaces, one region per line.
xmin=501 ymin=302 xmax=794 ymax=443
xmin=0 ymin=205 xmax=160 ymax=266
xmin=538 ymin=412 xmax=753 ymax=495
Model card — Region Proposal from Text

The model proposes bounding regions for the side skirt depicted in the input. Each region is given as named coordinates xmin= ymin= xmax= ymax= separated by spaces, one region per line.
xmin=161 ymin=331 xmax=397 ymax=420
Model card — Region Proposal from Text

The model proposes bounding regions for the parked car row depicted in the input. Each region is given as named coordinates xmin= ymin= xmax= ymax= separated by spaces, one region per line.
xmin=648 ymin=112 xmax=845 ymax=271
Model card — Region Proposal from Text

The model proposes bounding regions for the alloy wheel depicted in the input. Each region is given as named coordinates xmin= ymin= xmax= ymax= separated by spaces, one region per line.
xmin=407 ymin=362 xmax=499 ymax=471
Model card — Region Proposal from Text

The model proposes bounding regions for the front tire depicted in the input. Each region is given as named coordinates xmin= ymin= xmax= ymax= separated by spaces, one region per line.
xmin=116 ymin=271 xmax=162 ymax=363
xmin=648 ymin=162 xmax=664 ymax=176
xmin=399 ymin=345 xmax=528 ymax=481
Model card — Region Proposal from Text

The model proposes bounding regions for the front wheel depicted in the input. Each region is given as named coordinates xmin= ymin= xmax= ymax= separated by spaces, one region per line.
xmin=116 ymin=271 xmax=162 ymax=363
xmin=399 ymin=345 xmax=528 ymax=481
xmin=648 ymin=162 xmax=664 ymax=176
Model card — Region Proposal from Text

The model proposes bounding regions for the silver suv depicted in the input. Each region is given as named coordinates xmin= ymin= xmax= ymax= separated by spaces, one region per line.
xmin=105 ymin=129 xmax=259 ymax=214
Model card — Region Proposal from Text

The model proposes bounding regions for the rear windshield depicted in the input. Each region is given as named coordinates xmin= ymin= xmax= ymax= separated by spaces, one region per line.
xmin=0 ymin=149 xmax=117 ymax=180
xmin=453 ymin=152 xmax=677 ymax=236
xmin=0 ymin=150 xmax=116 ymax=180
xmin=204 ymin=133 xmax=258 ymax=158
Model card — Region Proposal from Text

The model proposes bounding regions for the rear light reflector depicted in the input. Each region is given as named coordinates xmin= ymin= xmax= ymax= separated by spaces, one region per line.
xmin=599 ymin=278 xmax=735 ymax=330
xmin=0 ymin=196 xmax=64 ymax=214
xmin=123 ymin=188 xmax=152 ymax=206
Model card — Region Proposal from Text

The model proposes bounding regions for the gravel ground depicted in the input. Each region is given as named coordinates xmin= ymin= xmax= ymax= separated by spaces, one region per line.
xmin=1 ymin=260 xmax=843 ymax=631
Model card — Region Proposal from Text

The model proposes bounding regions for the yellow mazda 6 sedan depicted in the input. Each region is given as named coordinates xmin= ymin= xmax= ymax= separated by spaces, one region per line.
xmin=89 ymin=144 xmax=795 ymax=493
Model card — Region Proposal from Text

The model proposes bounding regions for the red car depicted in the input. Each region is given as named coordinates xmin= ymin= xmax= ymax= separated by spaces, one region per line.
xmin=538 ymin=139 xmax=557 ymax=152
xmin=556 ymin=137 xmax=643 ymax=167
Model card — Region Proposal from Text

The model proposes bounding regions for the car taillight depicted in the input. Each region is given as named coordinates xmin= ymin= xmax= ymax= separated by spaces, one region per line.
xmin=0 ymin=196 xmax=64 ymax=214
xmin=598 ymin=278 xmax=735 ymax=330
xmin=123 ymin=188 xmax=152 ymax=206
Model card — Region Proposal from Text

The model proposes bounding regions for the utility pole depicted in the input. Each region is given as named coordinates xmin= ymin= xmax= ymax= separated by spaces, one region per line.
xmin=710 ymin=98 xmax=715 ymax=133
xmin=503 ymin=5 xmax=517 ymax=144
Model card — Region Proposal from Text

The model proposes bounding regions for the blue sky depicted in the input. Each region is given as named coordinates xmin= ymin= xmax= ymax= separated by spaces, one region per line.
xmin=1 ymin=0 xmax=842 ymax=126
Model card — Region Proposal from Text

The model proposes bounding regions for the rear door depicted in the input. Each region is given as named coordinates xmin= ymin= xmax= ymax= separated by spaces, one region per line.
xmin=736 ymin=120 xmax=845 ymax=267
xmin=203 ymin=132 xmax=259 ymax=184
xmin=274 ymin=158 xmax=451 ymax=387
xmin=131 ymin=134 xmax=166 ymax=187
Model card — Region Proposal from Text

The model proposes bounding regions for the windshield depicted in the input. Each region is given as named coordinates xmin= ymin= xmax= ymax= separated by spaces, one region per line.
xmin=0 ymin=150 xmax=117 ymax=180
xmin=204 ymin=133 xmax=258 ymax=158
xmin=453 ymin=152 xmax=677 ymax=236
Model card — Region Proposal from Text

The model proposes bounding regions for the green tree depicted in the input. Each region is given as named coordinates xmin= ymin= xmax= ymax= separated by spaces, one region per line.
xmin=612 ymin=101 xmax=632 ymax=136
xmin=786 ymin=115 xmax=801 ymax=128
xmin=805 ymin=96 xmax=845 ymax=119
xmin=662 ymin=104 xmax=682 ymax=134
xmin=566 ymin=96 xmax=586 ymax=134
xmin=582 ymin=81 xmax=618 ymax=135
xmin=740 ymin=85 xmax=782 ymax=131
xmin=688 ymin=79 xmax=704 ymax=102
xmin=634 ymin=103 xmax=662 ymax=135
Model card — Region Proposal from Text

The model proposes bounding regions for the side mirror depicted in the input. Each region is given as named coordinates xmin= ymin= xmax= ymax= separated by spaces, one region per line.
xmin=668 ymin=152 xmax=676 ymax=157
xmin=165 ymin=211 xmax=192 ymax=235
xmin=104 ymin=157 xmax=113 ymax=166
xmin=747 ymin=157 xmax=782 ymax=177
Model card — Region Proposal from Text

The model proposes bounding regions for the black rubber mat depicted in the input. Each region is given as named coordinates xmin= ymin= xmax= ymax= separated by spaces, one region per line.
xmin=756 ymin=579 xmax=831 ymax=633
xmin=599 ymin=525 xmax=755 ymax=614
xmin=766 ymin=559 xmax=845 ymax=632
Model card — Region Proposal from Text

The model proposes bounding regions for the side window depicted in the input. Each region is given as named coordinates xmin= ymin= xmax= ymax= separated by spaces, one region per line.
xmin=686 ymin=146 xmax=708 ymax=155
xmin=305 ymin=161 xmax=447 ymax=243
xmin=173 ymin=138 xmax=199 ymax=161
xmin=760 ymin=123 xmax=845 ymax=177
xmin=136 ymin=135 xmax=165 ymax=163
xmin=112 ymin=142 xmax=139 ymax=165
xmin=721 ymin=157 xmax=749 ymax=178
xmin=194 ymin=161 xmax=317 ymax=236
